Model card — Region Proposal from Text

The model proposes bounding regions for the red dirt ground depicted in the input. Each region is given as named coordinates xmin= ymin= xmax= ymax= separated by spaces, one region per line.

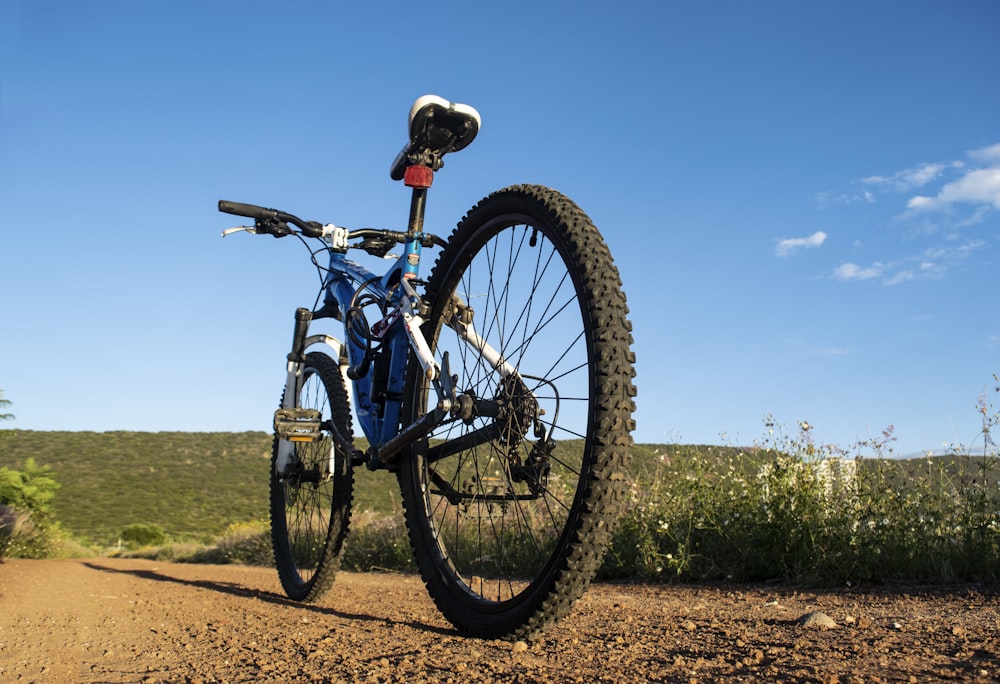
xmin=2 ymin=558 xmax=998 ymax=682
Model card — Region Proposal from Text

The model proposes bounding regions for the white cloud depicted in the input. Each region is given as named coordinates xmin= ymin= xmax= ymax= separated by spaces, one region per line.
xmin=833 ymin=240 xmax=984 ymax=286
xmin=969 ymin=143 xmax=1000 ymax=164
xmin=818 ymin=144 xmax=996 ymax=287
xmin=776 ymin=230 xmax=827 ymax=257
xmin=884 ymin=266 xmax=936 ymax=286
xmin=833 ymin=262 xmax=884 ymax=281
xmin=907 ymin=167 xmax=1000 ymax=212
xmin=861 ymin=162 xmax=957 ymax=193
xmin=815 ymin=190 xmax=875 ymax=208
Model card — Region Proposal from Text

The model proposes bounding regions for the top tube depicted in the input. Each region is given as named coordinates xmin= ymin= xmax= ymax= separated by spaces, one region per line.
xmin=327 ymin=232 xmax=426 ymax=294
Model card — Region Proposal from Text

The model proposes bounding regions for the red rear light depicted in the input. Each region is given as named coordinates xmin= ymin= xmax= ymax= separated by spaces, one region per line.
xmin=404 ymin=165 xmax=434 ymax=188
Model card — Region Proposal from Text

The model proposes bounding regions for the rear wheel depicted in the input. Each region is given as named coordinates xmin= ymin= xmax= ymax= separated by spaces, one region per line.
xmin=270 ymin=351 xmax=354 ymax=601
xmin=398 ymin=185 xmax=636 ymax=638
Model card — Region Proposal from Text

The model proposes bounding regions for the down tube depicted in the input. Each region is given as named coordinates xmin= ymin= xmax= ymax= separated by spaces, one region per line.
xmin=325 ymin=258 xmax=380 ymax=444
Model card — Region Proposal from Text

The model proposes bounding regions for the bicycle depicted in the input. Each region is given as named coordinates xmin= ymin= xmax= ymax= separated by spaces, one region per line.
xmin=218 ymin=95 xmax=636 ymax=639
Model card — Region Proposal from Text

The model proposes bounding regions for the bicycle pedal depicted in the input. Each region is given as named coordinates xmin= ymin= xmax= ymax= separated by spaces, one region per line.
xmin=274 ymin=408 xmax=323 ymax=442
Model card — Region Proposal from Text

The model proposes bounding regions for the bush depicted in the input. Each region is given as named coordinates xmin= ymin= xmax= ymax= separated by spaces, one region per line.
xmin=0 ymin=458 xmax=60 ymax=520
xmin=211 ymin=520 xmax=273 ymax=565
xmin=119 ymin=523 xmax=167 ymax=549
xmin=1 ymin=504 xmax=23 ymax=560
xmin=0 ymin=459 xmax=65 ymax=560
xmin=603 ymin=402 xmax=1000 ymax=585
xmin=0 ymin=506 xmax=84 ymax=559
xmin=133 ymin=520 xmax=273 ymax=565
xmin=342 ymin=510 xmax=415 ymax=572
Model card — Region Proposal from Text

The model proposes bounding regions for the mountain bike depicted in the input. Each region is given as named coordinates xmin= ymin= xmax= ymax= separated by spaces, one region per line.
xmin=218 ymin=95 xmax=636 ymax=639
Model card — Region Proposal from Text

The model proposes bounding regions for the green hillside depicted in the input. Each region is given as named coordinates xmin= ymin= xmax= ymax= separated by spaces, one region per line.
xmin=0 ymin=430 xmax=401 ymax=545
xmin=2 ymin=431 xmax=717 ymax=546
xmin=3 ymin=430 xmax=994 ymax=551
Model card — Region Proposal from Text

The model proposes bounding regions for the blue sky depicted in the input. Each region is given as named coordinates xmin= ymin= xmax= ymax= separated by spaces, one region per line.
xmin=2 ymin=1 xmax=998 ymax=457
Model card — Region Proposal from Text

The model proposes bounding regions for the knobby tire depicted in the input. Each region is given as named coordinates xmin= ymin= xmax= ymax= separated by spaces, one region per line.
xmin=270 ymin=351 xmax=355 ymax=602
xmin=397 ymin=184 xmax=637 ymax=639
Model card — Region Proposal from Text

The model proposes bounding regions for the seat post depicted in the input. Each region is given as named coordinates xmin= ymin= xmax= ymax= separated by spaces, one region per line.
xmin=404 ymin=165 xmax=434 ymax=238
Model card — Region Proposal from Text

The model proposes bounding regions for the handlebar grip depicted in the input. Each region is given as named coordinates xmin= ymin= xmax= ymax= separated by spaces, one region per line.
xmin=218 ymin=200 xmax=278 ymax=221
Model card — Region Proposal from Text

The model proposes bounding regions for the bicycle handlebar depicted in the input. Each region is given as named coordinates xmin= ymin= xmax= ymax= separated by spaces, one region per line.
xmin=218 ymin=200 xmax=276 ymax=221
xmin=218 ymin=200 xmax=324 ymax=238
xmin=218 ymin=200 xmax=448 ymax=249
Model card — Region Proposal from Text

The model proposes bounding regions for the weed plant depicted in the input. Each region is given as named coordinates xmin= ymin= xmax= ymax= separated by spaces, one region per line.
xmin=604 ymin=375 xmax=1000 ymax=584
xmin=341 ymin=510 xmax=414 ymax=572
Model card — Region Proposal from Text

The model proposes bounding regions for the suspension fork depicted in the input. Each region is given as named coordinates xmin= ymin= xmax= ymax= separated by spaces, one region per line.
xmin=274 ymin=308 xmax=312 ymax=473
xmin=274 ymin=308 xmax=356 ymax=476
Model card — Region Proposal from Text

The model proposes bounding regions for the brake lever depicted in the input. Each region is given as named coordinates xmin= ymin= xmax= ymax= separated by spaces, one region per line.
xmin=221 ymin=225 xmax=257 ymax=237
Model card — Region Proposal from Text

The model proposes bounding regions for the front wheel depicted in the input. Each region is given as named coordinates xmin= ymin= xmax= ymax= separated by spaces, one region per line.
xmin=398 ymin=185 xmax=636 ymax=639
xmin=270 ymin=351 xmax=354 ymax=602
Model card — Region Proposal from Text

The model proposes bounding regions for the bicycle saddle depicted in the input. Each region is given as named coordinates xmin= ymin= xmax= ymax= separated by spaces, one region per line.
xmin=390 ymin=95 xmax=481 ymax=181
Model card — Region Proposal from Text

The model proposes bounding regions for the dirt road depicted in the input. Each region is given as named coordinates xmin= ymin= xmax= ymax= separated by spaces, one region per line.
xmin=1 ymin=558 xmax=998 ymax=682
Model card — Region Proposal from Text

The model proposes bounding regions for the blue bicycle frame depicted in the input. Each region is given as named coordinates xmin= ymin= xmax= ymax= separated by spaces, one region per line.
xmin=274 ymin=168 xmax=466 ymax=474
xmin=323 ymin=244 xmax=427 ymax=451
xmin=267 ymin=164 xmax=520 ymax=473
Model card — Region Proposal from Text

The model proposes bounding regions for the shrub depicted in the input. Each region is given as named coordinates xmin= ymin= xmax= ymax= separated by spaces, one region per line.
xmin=603 ymin=391 xmax=1000 ymax=585
xmin=1 ymin=504 xmax=23 ymax=560
xmin=342 ymin=510 xmax=415 ymax=572
xmin=212 ymin=520 xmax=273 ymax=565
xmin=119 ymin=523 xmax=167 ymax=549
xmin=0 ymin=458 xmax=60 ymax=520
xmin=0 ymin=459 xmax=65 ymax=560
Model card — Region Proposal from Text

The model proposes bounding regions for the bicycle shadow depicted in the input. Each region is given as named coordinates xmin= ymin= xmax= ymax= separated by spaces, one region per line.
xmin=80 ymin=560 xmax=453 ymax=636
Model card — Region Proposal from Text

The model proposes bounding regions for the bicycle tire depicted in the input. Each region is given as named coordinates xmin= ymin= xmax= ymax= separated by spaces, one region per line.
xmin=271 ymin=351 xmax=354 ymax=602
xmin=398 ymin=184 xmax=636 ymax=639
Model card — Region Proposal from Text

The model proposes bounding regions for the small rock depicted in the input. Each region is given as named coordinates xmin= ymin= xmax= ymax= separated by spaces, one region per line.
xmin=797 ymin=611 xmax=837 ymax=629
xmin=512 ymin=640 xmax=528 ymax=653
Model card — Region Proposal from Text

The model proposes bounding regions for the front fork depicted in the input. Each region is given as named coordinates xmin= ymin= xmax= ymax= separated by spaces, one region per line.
xmin=274 ymin=309 xmax=316 ymax=475
xmin=273 ymin=308 xmax=353 ymax=477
